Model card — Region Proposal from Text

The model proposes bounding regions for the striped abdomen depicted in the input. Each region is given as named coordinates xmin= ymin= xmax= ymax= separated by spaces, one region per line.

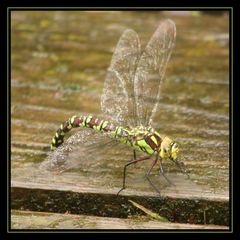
xmin=51 ymin=115 xmax=116 ymax=150
xmin=51 ymin=115 xmax=163 ymax=156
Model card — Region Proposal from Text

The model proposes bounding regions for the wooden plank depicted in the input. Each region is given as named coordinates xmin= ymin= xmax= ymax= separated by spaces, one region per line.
xmin=11 ymin=210 xmax=229 ymax=230
xmin=11 ymin=185 xmax=229 ymax=226
xmin=11 ymin=163 xmax=229 ymax=201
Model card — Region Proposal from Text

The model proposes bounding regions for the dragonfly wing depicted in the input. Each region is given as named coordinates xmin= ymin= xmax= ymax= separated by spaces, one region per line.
xmin=101 ymin=29 xmax=141 ymax=127
xmin=134 ymin=19 xmax=176 ymax=126
xmin=41 ymin=128 xmax=131 ymax=173
xmin=42 ymin=129 xmax=114 ymax=171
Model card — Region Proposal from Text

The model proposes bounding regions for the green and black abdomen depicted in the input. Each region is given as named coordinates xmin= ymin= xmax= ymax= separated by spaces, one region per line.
xmin=51 ymin=115 xmax=116 ymax=150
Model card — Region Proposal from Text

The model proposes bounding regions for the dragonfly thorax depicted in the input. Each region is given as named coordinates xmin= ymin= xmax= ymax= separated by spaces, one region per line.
xmin=115 ymin=126 xmax=163 ymax=155
xmin=120 ymin=127 xmax=179 ymax=161
xmin=121 ymin=127 xmax=179 ymax=160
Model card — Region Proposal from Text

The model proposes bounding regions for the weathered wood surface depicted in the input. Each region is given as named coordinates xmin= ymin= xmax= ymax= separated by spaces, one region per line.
xmin=11 ymin=210 xmax=229 ymax=230
xmin=11 ymin=171 xmax=228 ymax=201
xmin=11 ymin=11 xmax=229 ymax=201
xmin=11 ymin=143 xmax=229 ymax=227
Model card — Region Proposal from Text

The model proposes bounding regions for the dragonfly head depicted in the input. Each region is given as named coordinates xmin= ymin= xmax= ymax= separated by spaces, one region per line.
xmin=159 ymin=137 xmax=179 ymax=161
xmin=169 ymin=142 xmax=179 ymax=161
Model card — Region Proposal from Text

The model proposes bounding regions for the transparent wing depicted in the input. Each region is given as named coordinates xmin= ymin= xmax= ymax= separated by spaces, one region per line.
xmin=41 ymin=128 xmax=131 ymax=173
xmin=101 ymin=29 xmax=141 ymax=127
xmin=134 ymin=19 xmax=176 ymax=126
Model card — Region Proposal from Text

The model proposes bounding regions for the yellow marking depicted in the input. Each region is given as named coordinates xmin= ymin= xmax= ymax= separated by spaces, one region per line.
xmin=160 ymin=148 xmax=170 ymax=159
xmin=52 ymin=138 xmax=56 ymax=145
xmin=93 ymin=120 xmax=103 ymax=131
xmin=86 ymin=115 xmax=92 ymax=124
xmin=147 ymin=127 xmax=154 ymax=133
xmin=150 ymin=135 xmax=158 ymax=146
xmin=51 ymin=145 xmax=56 ymax=151
xmin=101 ymin=120 xmax=108 ymax=129
xmin=70 ymin=115 xmax=77 ymax=124
xmin=154 ymin=131 xmax=161 ymax=138
xmin=79 ymin=116 xmax=86 ymax=127
xmin=55 ymin=132 xmax=59 ymax=138
xmin=60 ymin=124 xmax=64 ymax=130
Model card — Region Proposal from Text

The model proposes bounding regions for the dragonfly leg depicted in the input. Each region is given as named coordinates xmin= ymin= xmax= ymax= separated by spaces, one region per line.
xmin=133 ymin=150 xmax=137 ymax=160
xmin=145 ymin=156 xmax=161 ymax=195
xmin=169 ymin=158 xmax=190 ymax=179
xmin=117 ymin=155 xmax=150 ymax=196
xmin=159 ymin=158 xmax=174 ymax=186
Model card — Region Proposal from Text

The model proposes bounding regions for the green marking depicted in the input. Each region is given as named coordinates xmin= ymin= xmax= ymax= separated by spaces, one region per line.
xmin=125 ymin=139 xmax=133 ymax=146
xmin=115 ymin=126 xmax=123 ymax=139
xmin=137 ymin=139 xmax=147 ymax=148
xmin=84 ymin=115 xmax=92 ymax=127
xmin=117 ymin=127 xmax=122 ymax=136
xmin=79 ymin=116 xmax=85 ymax=127
xmin=99 ymin=120 xmax=105 ymax=131
xmin=101 ymin=120 xmax=108 ymax=129
xmin=136 ymin=139 xmax=154 ymax=154
xmin=114 ymin=127 xmax=119 ymax=138
xmin=93 ymin=120 xmax=103 ymax=132
xmin=93 ymin=119 xmax=101 ymax=131
xmin=67 ymin=119 xmax=72 ymax=129
xmin=86 ymin=115 xmax=92 ymax=123
xmin=133 ymin=145 xmax=142 ymax=152
xmin=51 ymin=145 xmax=56 ymax=151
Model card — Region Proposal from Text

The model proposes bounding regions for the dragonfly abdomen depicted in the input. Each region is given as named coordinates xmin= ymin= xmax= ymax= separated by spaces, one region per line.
xmin=51 ymin=114 xmax=163 ymax=157
xmin=51 ymin=115 xmax=117 ymax=150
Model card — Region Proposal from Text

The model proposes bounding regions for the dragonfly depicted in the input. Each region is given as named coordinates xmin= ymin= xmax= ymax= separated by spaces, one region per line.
xmin=50 ymin=19 xmax=188 ymax=195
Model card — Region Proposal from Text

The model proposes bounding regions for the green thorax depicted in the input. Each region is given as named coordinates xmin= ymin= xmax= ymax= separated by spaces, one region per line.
xmin=110 ymin=125 xmax=163 ymax=155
